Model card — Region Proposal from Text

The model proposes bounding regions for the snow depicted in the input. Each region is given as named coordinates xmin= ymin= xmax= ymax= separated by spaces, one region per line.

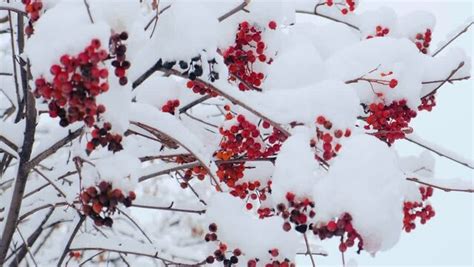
xmin=272 ymin=127 xmax=319 ymax=203
xmin=1 ymin=0 xmax=472 ymax=266
xmin=313 ymin=134 xmax=405 ymax=253
xmin=206 ymin=193 xmax=300 ymax=263
xmin=24 ymin=0 xmax=111 ymax=80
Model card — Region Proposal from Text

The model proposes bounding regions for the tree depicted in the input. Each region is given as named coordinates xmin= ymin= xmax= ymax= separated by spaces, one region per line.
xmin=0 ymin=0 xmax=472 ymax=266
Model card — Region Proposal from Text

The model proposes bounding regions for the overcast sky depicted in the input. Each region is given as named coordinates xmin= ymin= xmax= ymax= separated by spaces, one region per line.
xmin=297 ymin=1 xmax=473 ymax=266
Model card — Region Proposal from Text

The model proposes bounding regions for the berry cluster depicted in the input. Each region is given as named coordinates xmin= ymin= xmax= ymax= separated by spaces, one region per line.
xmin=364 ymin=100 xmax=417 ymax=144
xmin=34 ymin=39 xmax=109 ymax=128
xmin=161 ymin=99 xmax=180 ymax=115
xmin=403 ymin=186 xmax=435 ymax=233
xmin=223 ymin=21 xmax=276 ymax=91
xmin=311 ymin=213 xmax=364 ymax=253
xmin=86 ymin=122 xmax=123 ymax=154
xmin=185 ymin=80 xmax=219 ymax=97
xmin=276 ymin=192 xmax=316 ymax=234
xmin=367 ymin=25 xmax=390 ymax=39
xmin=325 ymin=0 xmax=356 ymax=15
xmin=204 ymin=225 xmax=241 ymax=265
xmin=204 ymin=225 xmax=295 ymax=267
xmin=22 ymin=0 xmax=43 ymax=36
xmin=418 ymin=94 xmax=436 ymax=112
xmin=234 ymin=180 xmax=271 ymax=210
xmin=313 ymin=116 xmax=352 ymax=161
xmin=218 ymin=114 xmax=282 ymax=160
xmin=180 ymin=165 xmax=207 ymax=189
xmin=80 ymin=181 xmax=136 ymax=227
xmin=110 ymin=31 xmax=130 ymax=85
xmin=414 ymin=29 xmax=432 ymax=54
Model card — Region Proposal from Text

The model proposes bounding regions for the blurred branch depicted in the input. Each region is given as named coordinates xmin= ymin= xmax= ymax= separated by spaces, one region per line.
xmin=218 ymin=0 xmax=250 ymax=22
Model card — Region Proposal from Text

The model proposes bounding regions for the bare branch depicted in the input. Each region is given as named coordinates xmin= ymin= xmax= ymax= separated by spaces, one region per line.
xmin=0 ymin=91 xmax=37 ymax=265
xmin=422 ymin=62 xmax=465 ymax=98
xmin=406 ymin=177 xmax=474 ymax=193
xmin=218 ymin=0 xmax=250 ymax=22
xmin=295 ymin=9 xmax=360 ymax=31
xmin=404 ymin=135 xmax=473 ymax=170
xmin=83 ymin=0 xmax=94 ymax=24
xmin=57 ymin=215 xmax=86 ymax=266
xmin=131 ymin=202 xmax=206 ymax=215
xmin=27 ymin=127 xmax=83 ymax=169
xmin=432 ymin=21 xmax=473 ymax=57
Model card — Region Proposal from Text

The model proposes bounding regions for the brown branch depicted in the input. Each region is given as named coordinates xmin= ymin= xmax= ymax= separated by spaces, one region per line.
xmin=178 ymin=95 xmax=211 ymax=114
xmin=131 ymin=202 xmax=206 ymax=215
xmin=421 ymin=76 xmax=470 ymax=84
xmin=218 ymin=0 xmax=250 ymax=22
xmin=422 ymin=62 xmax=465 ymax=98
xmin=133 ymin=66 xmax=291 ymax=137
xmin=0 ymin=135 xmax=18 ymax=152
xmin=295 ymin=9 xmax=360 ymax=31
xmin=406 ymin=177 xmax=474 ymax=193
xmin=131 ymin=121 xmax=223 ymax=191
xmin=116 ymin=208 xmax=153 ymax=244
xmin=57 ymin=215 xmax=86 ymax=266
xmin=0 ymin=4 xmax=28 ymax=16
xmin=9 ymin=208 xmax=55 ymax=266
xmin=138 ymin=162 xmax=200 ymax=182
xmin=303 ymin=233 xmax=316 ymax=267
xmin=404 ymin=136 xmax=473 ymax=170
xmin=83 ymin=0 xmax=94 ymax=24
xmin=0 ymin=91 xmax=37 ymax=265
xmin=26 ymin=127 xmax=83 ymax=169
xmin=69 ymin=246 xmax=206 ymax=266
xmin=432 ymin=21 xmax=473 ymax=57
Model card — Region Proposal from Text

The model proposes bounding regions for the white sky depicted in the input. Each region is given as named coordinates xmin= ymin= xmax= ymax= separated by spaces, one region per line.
xmin=297 ymin=1 xmax=473 ymax=266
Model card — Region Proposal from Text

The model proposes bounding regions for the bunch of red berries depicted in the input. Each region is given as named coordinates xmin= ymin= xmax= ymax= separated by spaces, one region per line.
xmin=403 ymin=186 xmax=435 ymax=233
xmin=418 ymin=94 xmax=436 ymax=112
xmin=223 ymin=21 xmax=276 ymax=91
xmin=180 ymin=165 xmax=207 ymax=189
xmin=312 ymin=213 xmax=364 ymax=253
xmin=204 ymin=225 xmax=241 ymax=265
xmin=80 ymin=181 xmax=136 ymax=227
xmin=367 ymin=25 xmax=390 ymax=39
xmin=232 ymin=180 xmax=271 ymax=206
xmin=325 ymin=0 xmax=356 ymax=15
xmin=34 ymin=39 xmax=109 ymax=128
xmin=218 ymin=114 xmax=282 ymax=160
xmin=110 ymin=32 xmax=130 ymax=85
xmin=87 ymin=122 xmax=123 ymax=154
xmin=276 ymin=192 xmax=315 ymax=234
xmin=313 ymin=116 xmax=352 ymax=161
xmin=22 ymin=0 xmax=43 ymax=36
xmin=161 ymin=99 xmax=180 ymax=115
xmin=185 ymin=80 xmax=219 ymax=97
xmin=364 ymin=100 xmax=417 ymax=144
xmin=414 ymin=29 xmax=432 ymax=54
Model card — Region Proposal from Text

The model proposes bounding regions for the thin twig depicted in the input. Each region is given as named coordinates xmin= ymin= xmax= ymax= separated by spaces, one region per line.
xmin=406 ymin=177 xmax=474 ymax=193
xmin=303 ymin=233 xmax=316 ymax=267
xmin=404 ymin=135 xmax=473 ymax=170
xmin=432 ymin=21 xmax=473 ymax=57
xmin=295 ymin=9 xmax=360 ymax=31
xmin=422 ymin=62 xmax=465 ymax=98
xmin=131 ymin=202 xmax=206 ymax=215
xmin=57 ymin=215 xmax=86 ymax=266
xmin=83 ymin=0 xmax=94 ymax=24
xmin=116 ymin=208 xmax=153 ymax=244
xmin=218 ymin=0 xmax=250 ymax=22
